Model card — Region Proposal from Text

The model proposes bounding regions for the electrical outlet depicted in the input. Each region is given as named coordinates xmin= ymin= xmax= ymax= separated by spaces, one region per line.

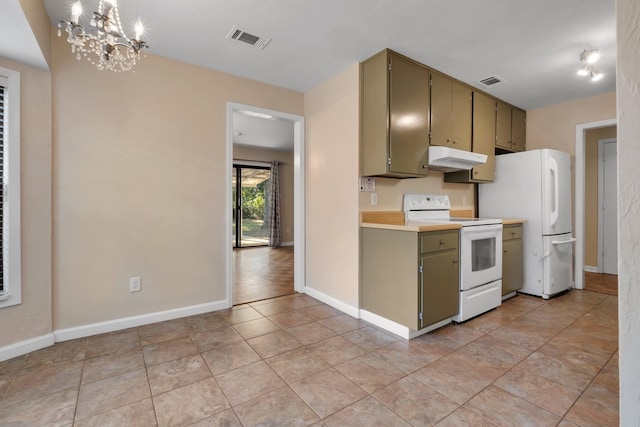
xmin=371 ymin=192 xmax=378 ymax=206
xmin=129 ymin=277 xmax=141 ymax=292
xmin=359 ymin=177 xmax=376 ymax=192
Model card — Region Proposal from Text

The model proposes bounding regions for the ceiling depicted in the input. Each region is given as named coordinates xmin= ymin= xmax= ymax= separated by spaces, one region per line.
xmin=5 ymin=1 xmax=617 ymax=150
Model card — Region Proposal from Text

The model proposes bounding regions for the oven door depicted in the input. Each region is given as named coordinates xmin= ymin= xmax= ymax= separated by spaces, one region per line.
xmin=460 ymin=224 xmax=503 ymax=290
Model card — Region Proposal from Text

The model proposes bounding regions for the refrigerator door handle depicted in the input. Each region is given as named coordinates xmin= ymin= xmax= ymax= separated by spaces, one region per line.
xmin=551 ymin=237 xmax=577 ymax=245
xmin=549 ymin=157 xmax=559 ymax=227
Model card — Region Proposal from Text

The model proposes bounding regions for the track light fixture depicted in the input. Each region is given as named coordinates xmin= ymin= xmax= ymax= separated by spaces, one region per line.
xmin=577 ymin=49 xmax=603 ymax=82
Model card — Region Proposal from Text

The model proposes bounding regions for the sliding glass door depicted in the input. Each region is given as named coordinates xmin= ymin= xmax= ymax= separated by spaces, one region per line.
xmin=232 ymin=165 xmax=272 ymax=248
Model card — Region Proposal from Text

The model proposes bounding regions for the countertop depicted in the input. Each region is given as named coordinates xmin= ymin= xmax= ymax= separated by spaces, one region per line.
xmin=502 ymin=218 xmax=526 ymax=225
xmin=361 ymin=221 xmax=462 ymax=232
xmin=360 ymin=211 xmax=526 ymax=231
xmin=360 ymin=210 xmax=462 ymax=232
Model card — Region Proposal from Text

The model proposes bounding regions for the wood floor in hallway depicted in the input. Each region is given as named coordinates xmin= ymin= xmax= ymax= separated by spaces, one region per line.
xmin=233 ymin=246 xmax=294 ymax=305
xmin=584 ymin=272 xmax=618 ymax=296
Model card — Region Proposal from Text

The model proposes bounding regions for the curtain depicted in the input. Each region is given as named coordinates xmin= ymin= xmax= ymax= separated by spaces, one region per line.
xmin=268 ymin=161 xmax=281 ymax=247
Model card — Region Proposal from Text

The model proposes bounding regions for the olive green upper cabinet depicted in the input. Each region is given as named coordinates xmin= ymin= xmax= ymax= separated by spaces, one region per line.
xmin=445 ymin=92 xmax=496 ymax=183
xmin=511 ymin=108 xmax=526 ymax=152
xmin=430 ymin=72 xmax=472 ymax=152
xmin=496 ymin=101 xmax=526 ymax=152
xmin=361 ymin=50 xmax=430 ymax=178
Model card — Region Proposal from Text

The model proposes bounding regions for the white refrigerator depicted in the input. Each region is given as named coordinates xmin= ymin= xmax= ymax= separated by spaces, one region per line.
xmin=478 ymin=149 xmax=575 ymax=299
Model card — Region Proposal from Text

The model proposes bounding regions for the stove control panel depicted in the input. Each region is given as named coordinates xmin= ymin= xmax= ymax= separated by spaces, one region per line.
xmin=403 ymin=194 xmax=450 ymax=212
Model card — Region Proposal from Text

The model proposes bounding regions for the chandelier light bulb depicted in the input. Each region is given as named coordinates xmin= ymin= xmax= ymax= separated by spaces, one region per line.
xmin=577 ymin=67 xmax=589 ymax=76
xmin=71 ymin=1 xmax=83 ymax=24
xmin=591 ymin=72 xmax=604 ymax=82
xmin=134 ymin=18 xmax=144 ymax=40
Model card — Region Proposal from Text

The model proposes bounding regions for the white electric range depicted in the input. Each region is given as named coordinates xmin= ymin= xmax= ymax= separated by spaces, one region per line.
xmin=403 ymin=194 xmax=503 ymax=322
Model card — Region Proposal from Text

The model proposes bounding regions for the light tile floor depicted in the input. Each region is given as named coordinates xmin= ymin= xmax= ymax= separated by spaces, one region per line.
xmin=0 ymin=290 xmax=618 ymax=426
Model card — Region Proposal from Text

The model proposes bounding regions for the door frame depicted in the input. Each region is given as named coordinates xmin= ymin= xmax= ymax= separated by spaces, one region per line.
xmin=574 ymin=118 xmax=616 ymax=290
xmin=597 ymin=137 xmax=617 ymax=273
xmin=226 ymin=102 xmax=305 ymax=306
xmin=232 ymin=163 xmax=272 ymax=249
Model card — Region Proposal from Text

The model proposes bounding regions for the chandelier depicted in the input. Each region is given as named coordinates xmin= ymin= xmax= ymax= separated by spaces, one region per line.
xmin=57 ymin=0 xmax=148 ymax=72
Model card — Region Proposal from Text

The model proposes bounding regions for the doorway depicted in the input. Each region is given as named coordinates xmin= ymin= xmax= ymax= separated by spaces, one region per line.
xmin=226 ymin=103 xmax=305 ymax=307
xmin=598 ymin=138 xmax=617 ymax=275
xmin=232 ymin=165 xmax=272 ymax=248
xmin=575 ymin=118 xmax=617 ymax=290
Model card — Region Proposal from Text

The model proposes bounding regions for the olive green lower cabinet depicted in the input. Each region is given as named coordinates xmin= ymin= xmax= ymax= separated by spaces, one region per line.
xmin=502 ymin=224 xmax=524 ymax=299
xmin=361 ymin=227 xmax=460 ymax=339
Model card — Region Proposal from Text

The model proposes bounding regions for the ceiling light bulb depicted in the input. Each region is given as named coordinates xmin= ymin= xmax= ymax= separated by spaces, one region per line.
xmin=577 ymin=68 xmax=589 ymax=76
xmin=591 ymin=72 xmax=604 ymax=82
xmin=586 ymin=50 xmax=600 ymax=64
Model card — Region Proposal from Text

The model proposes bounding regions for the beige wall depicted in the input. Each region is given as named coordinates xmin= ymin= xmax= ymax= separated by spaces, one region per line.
xmin=304 ymin=63 xmax=360 ymax=309
xmin=527 ymin=92 xmax=616 ymax=155
xmin=51 ymin=35 xmax=303 ymax=330
xmin=617 ymin=0 xmax=640 ymax=421
xmin=18 ymin=0 xmax=51 ymax=68
xmin=0 ymin=56 xmax=52 ymax=348
xmin=584 ymin=126 xmax=616 ymax=268
xmin=359 ymin=174 xmax=474 ymax=214
xmin=232 ymin=146 xmax=294 ymax=244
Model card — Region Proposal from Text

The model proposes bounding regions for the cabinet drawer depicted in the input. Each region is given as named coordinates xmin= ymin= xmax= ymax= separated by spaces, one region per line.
xmin=421 ymin=231 xmax=458 ymax=253
xmin=503 ymin=226 xmax=522 ymax=241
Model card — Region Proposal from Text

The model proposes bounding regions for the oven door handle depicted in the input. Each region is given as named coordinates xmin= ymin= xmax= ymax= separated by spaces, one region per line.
xmin=460 ymin=224 xmax=503 ymax=234
xmin=551 ymin=237 xmax=576 ymax=245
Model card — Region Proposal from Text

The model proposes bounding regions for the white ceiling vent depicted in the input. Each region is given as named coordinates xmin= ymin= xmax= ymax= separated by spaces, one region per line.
xmin=226 ymin=26 xmax=271 ymax=50
xmin=477 ymin=75 xmax=506 ymax=87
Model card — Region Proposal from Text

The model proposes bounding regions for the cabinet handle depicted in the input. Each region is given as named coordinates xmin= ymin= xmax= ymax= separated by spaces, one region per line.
xmin=422 ymin=165 xmax=428 ymax=168
xmin=511 ymin=232 xmax=516 ymax=237
xmin=439 ymin=240 xmax=446 ymax=246
xmin=474 ymin=171 xmax=478 ymax=175
xmin=504 ymin=249 xmax=508 ymax=254
xmin=453 ymin=139 xmax=458 ymax=144
xmin=452 ymin=259 xmax=458 ymax=265
xmin=446 ymin=138 xmax=451 ymax=142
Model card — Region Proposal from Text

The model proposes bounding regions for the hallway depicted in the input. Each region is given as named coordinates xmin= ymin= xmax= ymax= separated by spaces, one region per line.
xmin=233 ymin=246 xmax=294 ymax=305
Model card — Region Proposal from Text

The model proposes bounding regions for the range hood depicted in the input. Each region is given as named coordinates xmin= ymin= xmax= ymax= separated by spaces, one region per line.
xmin=428 ymin=146 xmax=487 ymax=172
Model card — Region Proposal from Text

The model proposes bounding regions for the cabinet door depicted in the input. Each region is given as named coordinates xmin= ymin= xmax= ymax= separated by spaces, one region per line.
xmin=471 ymin=92 xmax=496 ymax=181
xmin=429 ymin=72 xmax=454 ymax=148
xmin=511 ymin=108 xmax=526 ymax=152
xmin=451 ymin=81 xmax=472 ymax=151
xmin=421 ymin=251 xmax=459 ymax=327
xmin=361 ymin=51 xmax=389 ymax=177
xmin=502 ymin=238 xmax=523 ymax=295
xmin=389 ymin=54 xmax=430 ymax=176
xmin=495 ymin=100 xmax=512 ymax=149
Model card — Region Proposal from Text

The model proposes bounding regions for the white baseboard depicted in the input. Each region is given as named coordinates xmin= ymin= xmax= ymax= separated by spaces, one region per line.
xmin=54 ymin=299 xmax=230 ymax=342
xmin=281 ymin=241 xmax=294 ymax=247
xmin=302 ymin=286 xmax=359 ymax=319
xmin=0 ymin=333 xmax=55 ymax=362
xmin=584 ymin=265 xmax=599 ymax=273
xmin=359 ymin=309 xmax=452 ymax=340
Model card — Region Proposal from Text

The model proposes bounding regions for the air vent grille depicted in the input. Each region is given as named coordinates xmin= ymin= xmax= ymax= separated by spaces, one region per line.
xmin=478 ymin=75 xmax=505 ymax=87
xmin=226 ymin=26 xmax=271 ymax=50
